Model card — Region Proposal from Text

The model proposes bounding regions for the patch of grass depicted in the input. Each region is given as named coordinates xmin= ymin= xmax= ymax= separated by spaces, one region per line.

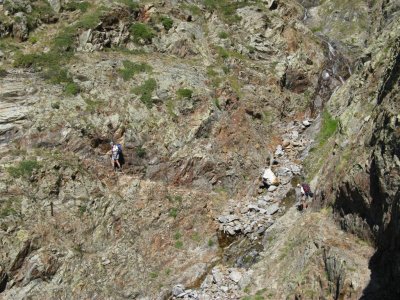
xmin=130 ymin=23 xmax=155 ymax=44
xmin=53 ymin=27 xmax=76 ymax=51
xmin=27 ymin=0 xmax=55 ymax=30
xmin=64 ymin=1 xmax=90 ymax=12
xmin=191 ymin=232 xmax=201 ymax=242
xmin=65 ymin=82 xmax=80 ymax=96
xmin=117 ymin=0 xmax=140 ymax=11
xmin=77 ymin=7 xmax=106 ymax=29
xmin=174 ymin=231 xmax=182 ymax=240
xmin=175 ymin=240 xmax=183 ymax=249
xmin=132 ymin=78 xmax=157 ymax=108
xmin=0 ymin=197 xmax=21 ymax=218
xmin=317 ymin=110 xmax=338 ymax=146
xmin=160 ymin=16 xmax=173 ymax=31
xmin=118 ymin=60 xmax=152 ymax=81
xmin=84 ymin=98 xmax=103 ymax=112
xmin=176 ymin=88 xmax=193 ymax=99
xmin=78 ymin=205 xmax=87 ymax=216
xmin=7 ymin=160 xmax=40 ymax=178
xmin=208 ymin=239 xmax=215 ymax=247
xmin=181 ymin=4 xmax=202 ymax=15
xmin=165 ymin=268 xmax=171 ymax=275
xmin=311 ymin=25 xmax=323 ymax=33
xmin=218 ymin=31 xmax=228 ymax=39
xmin=149 ymin=272 xmax=158 ymax=279
xmin=169 ymin=208 xmax=178 ymax=218
xmin=216 ymin=46 xmax=229 ymax=59
xmin=166 ymin=99 xmax=177 ymax=119
xmin=204 ymin=0 xmax=246 ymax=24
xmin=28 ymin=36 xmax=38 ymax=44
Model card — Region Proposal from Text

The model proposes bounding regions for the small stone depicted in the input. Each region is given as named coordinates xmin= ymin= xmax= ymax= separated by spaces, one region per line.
xmin=302 ymin=120 xmax=311 ymax=127
xmin=275 ymin=145 xmax=284 ymax=156
xmin=266 ymin=204 xmax=279 ymax=215
xmin=225 ymin=226 xmax=236 ymax=235
xmin=248 ymin=204 xmax=260 ymax=211
xmin=240 ymin=206 xmax=249 ymax=214
xmin=218 ymin=216 xmax=228 ymax=223
xmin=229 ymin=270 xmax=242 ymax=283
xmin=282 ymin=139 xmax=290 ymax=147
xmin=212 ymin=268 xmax=223 ymax=284
xmin=268 ymin=185 xmax=277 ymax=192
xmin=322 ymin=70 xmax=330 ymax=80
xmin=220 ymin=286 xmax=229 ymax=292
xmin=257 ymin=226 xmax=266 ymax=234
xmin=172 ymin=284 xmax=185 ymax=297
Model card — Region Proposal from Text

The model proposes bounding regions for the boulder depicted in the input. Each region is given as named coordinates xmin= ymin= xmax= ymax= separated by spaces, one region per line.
xmin=262 ymin=168 xmax=279 ymax=186
xmin=12 ymin=12 xmax=29 ymax=41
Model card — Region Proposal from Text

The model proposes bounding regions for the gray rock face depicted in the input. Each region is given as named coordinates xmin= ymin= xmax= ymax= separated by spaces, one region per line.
xmin=46 ymin=0 xmax=60 ymax=12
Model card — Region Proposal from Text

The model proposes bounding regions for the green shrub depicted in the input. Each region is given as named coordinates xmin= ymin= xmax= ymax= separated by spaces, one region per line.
xmin=216 ymin=46 xmax=229 ymax=59
xmin=65 ymin=82 xmax=80 ymax=95
xmin=149 ymin=272 xmax=158 ymax=279
xmin=132 ymin=78 xmax=157 ymax=108
xmin=135 ymin=145 xmax=146 ymax=158
xmin=118 ymin=60 xmax=152 ymax=81
xmin=53 ymin=27 xmax=76 ymax=51
xmin=175 ymin=240 xmax=183 ymax=249
xmin=176 ymin=88 xmax=193 ymax=99
xmin=169 ymin=208 xmax=178 ymax=218
xmin=174 ymin=231 xmax=182 ymax=240
xmin=7 ymin=160 xmax=40 ymax=178
xmin=0 ymin=197 xmax=21 ymax=218
xmin=160 ymin=16 xmax=173 ymax=31
xmin=64 ymin=1 xmax=90 ymax=12
xmin=208 ymin=239 xmax=215 ymax=247
xmin=130 ymin=23 xmax=155 ymax=44
xmin=218 ymin=31 xmax=228 ymax=39
xmin=29 ymin=36 xmax=38 ymax=44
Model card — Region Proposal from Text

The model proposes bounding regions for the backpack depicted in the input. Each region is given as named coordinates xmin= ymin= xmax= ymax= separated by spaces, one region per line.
xmin=116 ymin=144 xmax=123 ymax=154
xmin=302 ymin=183 xmax=311 ymax=195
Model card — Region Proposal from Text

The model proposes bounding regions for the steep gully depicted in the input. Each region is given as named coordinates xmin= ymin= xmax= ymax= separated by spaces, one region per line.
xmin=168 ymin=17 xmax=355 ymax=299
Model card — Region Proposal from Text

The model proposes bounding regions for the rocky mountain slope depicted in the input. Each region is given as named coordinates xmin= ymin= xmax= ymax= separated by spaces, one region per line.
xmin=0 ymin=0 xmax=398 ymax=299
